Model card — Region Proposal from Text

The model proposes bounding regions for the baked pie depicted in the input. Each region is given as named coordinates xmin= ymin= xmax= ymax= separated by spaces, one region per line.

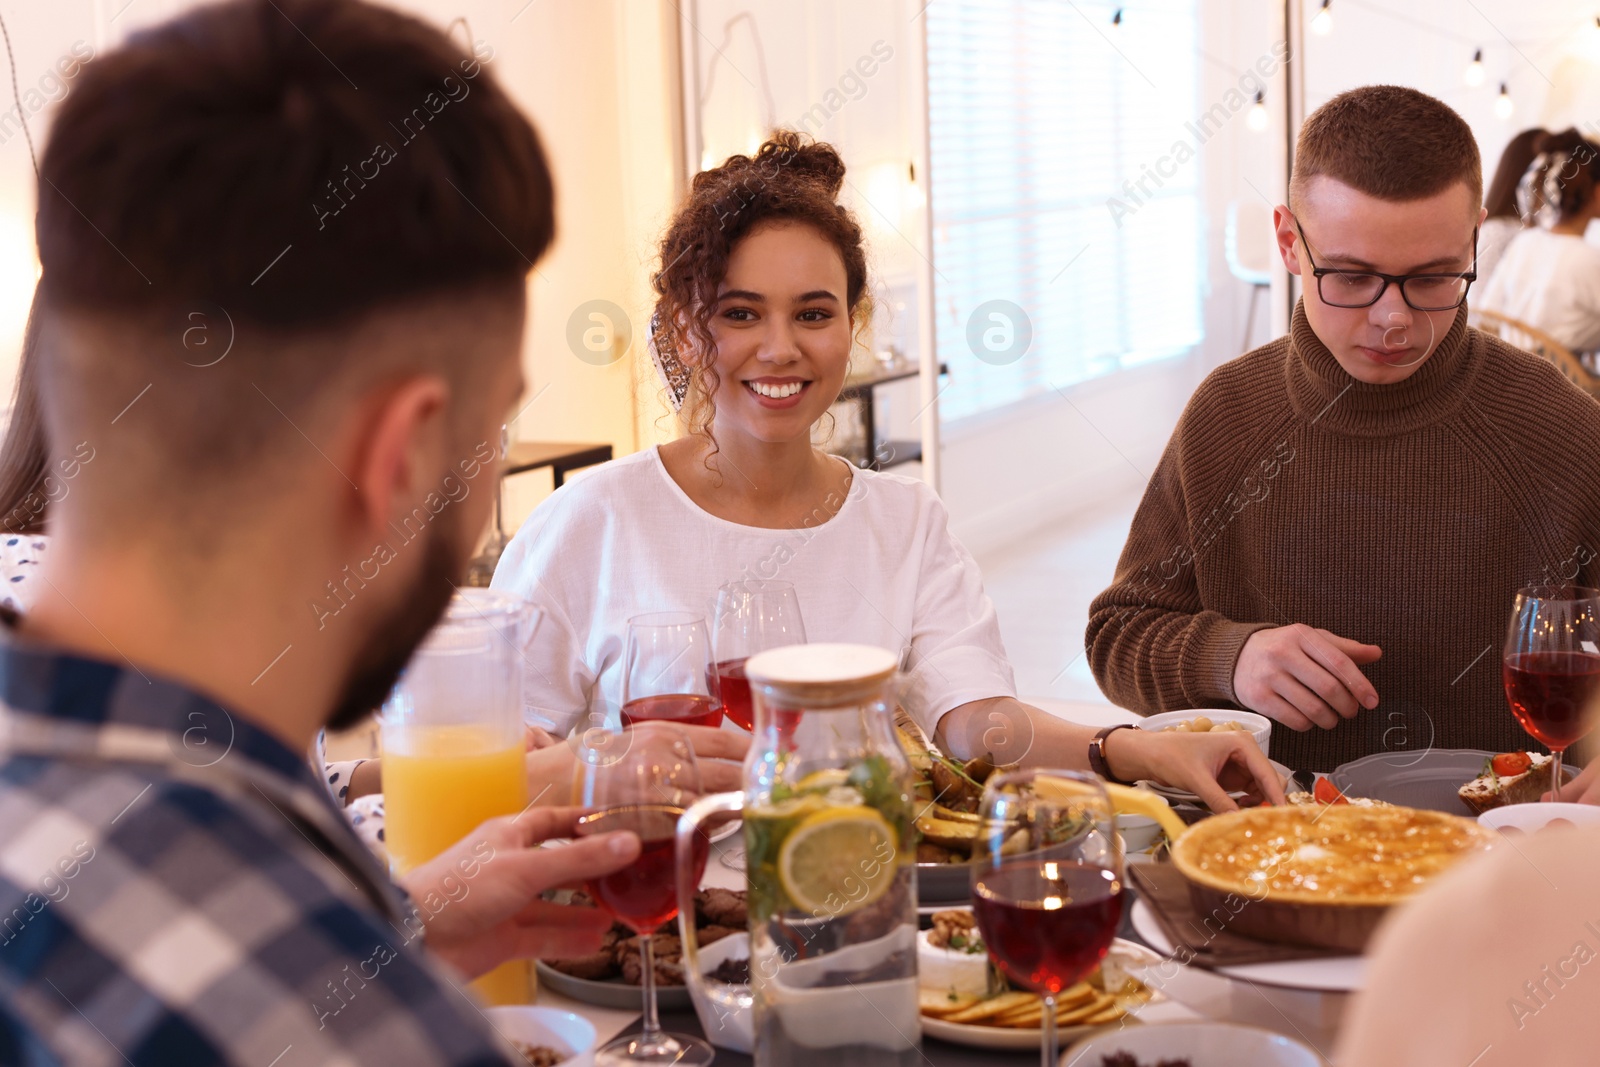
xmin=1170 ymin=804 xmax=1496 ymax=951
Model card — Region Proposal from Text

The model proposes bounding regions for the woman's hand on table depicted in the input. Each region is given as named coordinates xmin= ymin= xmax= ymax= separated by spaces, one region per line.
xmin=524 ymin=722 xmax=751 ymax=805
xmin=1104 ymin=726 xmax=1287 ymax=813
xmin=398 ymin=806 xmax=640 ymax=981
xmin=1233 ymin=624 xmax=1381 ymax=730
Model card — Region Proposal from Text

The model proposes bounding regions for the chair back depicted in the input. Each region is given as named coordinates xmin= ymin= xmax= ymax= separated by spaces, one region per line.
xmin=1470 ymin=307 xmax=1600 ymax=398
xmin=1225 ymin=199 xmax=1274 ymax=286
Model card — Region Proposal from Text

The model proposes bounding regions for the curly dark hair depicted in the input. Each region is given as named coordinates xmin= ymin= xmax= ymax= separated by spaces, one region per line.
xmin=1524 ymin=128 xmax=1600 ymax=225
xmin=651 ymin=130 xmax=873 ymax=447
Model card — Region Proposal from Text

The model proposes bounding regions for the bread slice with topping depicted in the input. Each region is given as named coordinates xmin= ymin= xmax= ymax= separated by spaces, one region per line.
xmin=1458 ymin=751 xmax=1554 ymax=814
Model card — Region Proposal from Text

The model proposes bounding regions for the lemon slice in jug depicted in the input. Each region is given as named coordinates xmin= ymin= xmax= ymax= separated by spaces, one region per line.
xmin=777 ymin=805 xmax=898 ymax=915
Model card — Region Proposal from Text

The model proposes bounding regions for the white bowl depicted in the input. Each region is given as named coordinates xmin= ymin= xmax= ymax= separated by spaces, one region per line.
xmin=1063 ymin=1020 xmax=1322 ymax=1066
xmin=1115 ymin=798 xmax=1169 ymax=853
xmin=483 ymin=1006 xmax=596 ymax=1067
xmin=1478 ymin=801 xmax=1600 ymax=837
xmin=1137 ymin=709 xmax=1272 ymax=755
xmin=688 ymin=931 xmax=754 ymax=1054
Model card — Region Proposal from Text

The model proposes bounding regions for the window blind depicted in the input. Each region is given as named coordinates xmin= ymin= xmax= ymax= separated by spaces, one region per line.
xmin=926 ymin=0 xmax=1205 ymax=421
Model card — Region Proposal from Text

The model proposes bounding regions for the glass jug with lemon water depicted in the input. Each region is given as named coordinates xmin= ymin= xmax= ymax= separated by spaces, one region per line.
xmin=677 ymin=643 xmax=920 ymax=1066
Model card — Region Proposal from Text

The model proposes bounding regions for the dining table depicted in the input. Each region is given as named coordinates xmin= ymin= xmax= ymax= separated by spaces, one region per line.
xmin=525 ymin=698 xmax=1347 ymax=1065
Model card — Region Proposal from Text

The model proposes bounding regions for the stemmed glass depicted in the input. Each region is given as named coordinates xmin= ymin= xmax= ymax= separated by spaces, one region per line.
xmin=1503 ymin=585 xmax=1600 ymax=799
xmin=970 ymin=769 xmax=1124 ymax=1067
xmin=620 ymin=612 xmax=723 ymax=729
xmin=574 ymin=726 xmax=714 ymax=1066
xmin=708 ymin=580 xmax=807 ymax=731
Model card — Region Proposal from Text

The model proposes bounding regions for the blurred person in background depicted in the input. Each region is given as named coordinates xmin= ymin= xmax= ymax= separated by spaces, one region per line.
xmin=1480 ymin=128 xmax=1600 ymax=359
xmin=1474 ymin=126 xmax=1546 ymax=285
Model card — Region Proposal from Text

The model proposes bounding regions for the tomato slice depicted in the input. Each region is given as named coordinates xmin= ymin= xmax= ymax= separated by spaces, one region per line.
xmin=1313 ymin=777 xmax=1349 ymax=805
xmin=1492 ymin=752 xmax=1532 ymax=777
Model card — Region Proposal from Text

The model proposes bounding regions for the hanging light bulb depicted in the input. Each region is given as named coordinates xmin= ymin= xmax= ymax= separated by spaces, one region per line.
xmin=1247 ymin=91 xmax=1269 ymax=132
xmin=1464 ymin=48 xmax=1485 ymax=87
xmin=1112 ymin=7 xmax=1123 ymax=26
xmin=1310 ymin=0 xmax=1333 ymax=36
xmin=1495 ymin=82 xmax=1514 ymax=120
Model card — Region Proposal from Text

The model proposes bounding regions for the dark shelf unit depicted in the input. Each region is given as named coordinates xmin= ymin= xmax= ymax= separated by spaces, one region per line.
xmin=832 ymin=362 xmax=948 ymax=471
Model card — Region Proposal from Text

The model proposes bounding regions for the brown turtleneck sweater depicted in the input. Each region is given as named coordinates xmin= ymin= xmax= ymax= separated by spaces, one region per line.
xmin=1086 ymin=303 xmax=1600 ymax=773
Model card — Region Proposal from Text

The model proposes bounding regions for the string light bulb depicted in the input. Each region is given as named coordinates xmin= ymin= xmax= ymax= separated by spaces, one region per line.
xmin=1247 ymin=91 xmax=1269 ymax=132
xmin=1311 ymin=0 xmax=1333 ymax=36
xmin=1464 ymin=48 xmax=1485 ymax=87
xmin=1495 ymin=82 xmax=1514 ymax=120
xmin=1112 ymin=8 xmax=1123 ymax=26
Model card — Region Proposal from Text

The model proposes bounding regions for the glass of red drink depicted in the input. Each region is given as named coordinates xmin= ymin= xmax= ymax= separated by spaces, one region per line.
xmin=707 ymin=580 xmax=807 ymax=731
xmin=1503 ymin=585 xmax=1600 ymax=800
xmin=620 ymin=612 xmax=722 ymax=730
xmin=574 ymin=726 xmax=713 ymax=1066
xmin=970 ymin=769 xmax=1123 ymax=1067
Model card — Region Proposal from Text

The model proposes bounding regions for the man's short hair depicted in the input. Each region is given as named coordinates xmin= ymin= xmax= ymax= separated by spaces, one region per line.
xmin=1291 ymin=85 xmax=1482 ymax=211
xmin=32 ymin=0 xmax=553 ymax=510
xmin=38 ymin=0 xmax=552 ymax=326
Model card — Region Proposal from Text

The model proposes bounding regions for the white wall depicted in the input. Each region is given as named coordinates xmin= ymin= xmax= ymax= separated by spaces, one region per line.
xmin=0 ymin=0 xmax=677 ymax=532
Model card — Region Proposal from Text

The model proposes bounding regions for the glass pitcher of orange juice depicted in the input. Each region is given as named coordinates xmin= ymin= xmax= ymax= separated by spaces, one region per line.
xmin=381 ymin=588 xmax=537 ymax=1005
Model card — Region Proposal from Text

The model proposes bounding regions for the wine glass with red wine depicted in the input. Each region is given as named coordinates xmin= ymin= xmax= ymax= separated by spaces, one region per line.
xmin=1503 ymin=585 xmax=1600 ymax=800
xmin=708 ymin=579 xmax=807 ymax=731
xmin=970 ymin=769 xmax=1123 ymax=1067
xmin=620 ymin=611 xmax=723 ymax=729
xmin=574 ymin=726 xmax=713 ymax=1066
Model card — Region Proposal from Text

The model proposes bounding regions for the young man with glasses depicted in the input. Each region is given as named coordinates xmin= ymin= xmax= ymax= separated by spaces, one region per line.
xmin=1086 ymin=85 xmax=1600 ymax=774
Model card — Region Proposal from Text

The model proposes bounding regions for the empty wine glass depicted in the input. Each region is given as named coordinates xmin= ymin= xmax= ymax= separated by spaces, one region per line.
xmin=970 ymin=769 xmax=1124 ymax=1067
xmin=1503 ymin=585 xmax=1600 ymax=800
xmin=708 ymin=580 xmax=807 ymax=731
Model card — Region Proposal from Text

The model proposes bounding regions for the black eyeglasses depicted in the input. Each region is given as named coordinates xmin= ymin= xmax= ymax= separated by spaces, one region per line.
xmin=1294 ymin=221 xmax=1478 ymax=311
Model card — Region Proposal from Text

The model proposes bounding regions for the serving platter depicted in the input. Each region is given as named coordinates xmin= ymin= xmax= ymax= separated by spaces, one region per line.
xmin=1331 ymin=749 xmax=1513 ymax=816
xmin=915 ymin=858 xmax=974 ymax=905
xmin=535 ymin=960 xmax=694 ymax=1010
xmin=1129 ymin=898 xmax=1363 ymax=993
xmin=919 ymin=939 xmax=1172 ymax=1051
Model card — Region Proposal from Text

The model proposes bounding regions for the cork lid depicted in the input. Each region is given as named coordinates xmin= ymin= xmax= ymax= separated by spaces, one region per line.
xmin=743 ymin=643 xmax=898 ymax=707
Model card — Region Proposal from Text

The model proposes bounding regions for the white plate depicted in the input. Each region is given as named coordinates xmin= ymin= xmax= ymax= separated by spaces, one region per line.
xmin=1139 ymin=759 xmax=1296 ymax=807
xmin=918 ymin=939 xmax=1166 ymax=1051
xmin=1130 ymin=897 xmax=1364 ymax=992
xmin=1063 ymin=1020 xmax=1322 ymax=1067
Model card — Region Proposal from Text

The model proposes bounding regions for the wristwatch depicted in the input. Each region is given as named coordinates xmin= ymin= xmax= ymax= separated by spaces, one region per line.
xmin=1087 ymin=723 xmax=1137 ymax=784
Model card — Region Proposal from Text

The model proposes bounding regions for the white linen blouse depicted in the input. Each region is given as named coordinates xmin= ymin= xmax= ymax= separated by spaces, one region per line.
xmin=490 ymin=446 xmax=1017 ymax=739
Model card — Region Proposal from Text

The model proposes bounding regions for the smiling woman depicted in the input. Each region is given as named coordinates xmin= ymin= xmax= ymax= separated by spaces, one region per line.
xmin=652 ymin=131 xmax=870 ymax=460
xmin=488 ymin=132 xmax=1025 ymax=741
xmin=486 ymin=134 xmax=1286 ymax=817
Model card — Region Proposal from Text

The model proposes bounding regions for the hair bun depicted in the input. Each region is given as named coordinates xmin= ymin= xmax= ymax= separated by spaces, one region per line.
xmin=761 ymin=131 xmax=846 ymax=193
xmin=693 ymin=130 xmax=846 ymax=198
xmin=1533 ymin=128 xmax=1597 ymax=157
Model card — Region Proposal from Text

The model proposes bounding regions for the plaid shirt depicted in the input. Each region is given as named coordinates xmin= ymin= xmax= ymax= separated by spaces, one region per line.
xmin=0 ymin=633 xmax=519 ymax=1066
